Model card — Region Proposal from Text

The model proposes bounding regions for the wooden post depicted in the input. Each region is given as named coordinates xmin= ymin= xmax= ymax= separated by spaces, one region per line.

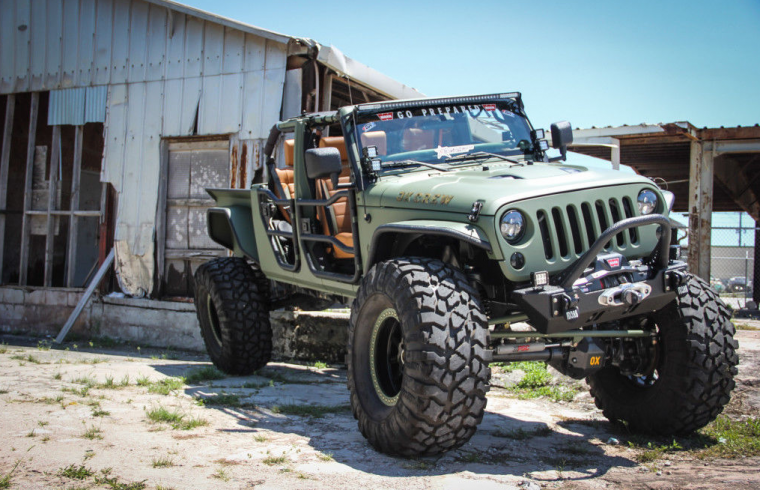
xmin=44 ymin=126 xmax=61 ymax=287
xmin=754 ymin=220 xmax=759 ymax=306
xmin=66 ymin=125 xmax=84 ymax=287
xmin=0 ymin=94 xmax=15 ymax=282
xmin=19 ymin=92 xmax=39 ymax=286
xmin=687 ymin=140 xmax=713 ymax=281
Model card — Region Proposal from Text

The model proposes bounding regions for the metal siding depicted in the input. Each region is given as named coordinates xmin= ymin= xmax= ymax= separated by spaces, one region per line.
xmin=13 ymin=0 xmax=31 ymax=93
xmin=78 ymin=0 xmax=97 ymax=87
xmin=29 ymin=0 xmax=47 ymax=91
xmin=197 ymin=74 xmax=220 ymax=134
xmin=161 ymin=78 xmax=183 ymax=135
xmin=102 ymin=83 xmax=128 ymax=192
xmin=61 ymin=0 xmax=79 ymax=87
xmin=179 ymin=76 xmax=200 ymax=135
xmin=110 ymin=0 xmax=131 ymax=83
xmin=165 ymin=11 xmax=185 ymax=80
xmin=202 ymin=22 xmax=223 ymax=77
xmin=0 ymin=1 xmax=14 ymax=93
xmin=220 ymin=73 xmax=242 ymax=132
xmin=183 ymin=15 xmax=203 ymax=78
xmin=128 ymin=0 xmax=149 ymax=83
xmin=44 ymin=0 xmax=63 ymax=89
xmin=264 ymin=39 xmax=287 ymax=70
xmin=48 ymin=87 xmax=86 ymax=125
xmin=223 ymin=27 xmax=244 ymax=74
xmin=146 ymin=3 xmax=167 ymax=81
xmin=85 ymin=85 xmax=107 ymax=122
xmin=243 ymin=33 xmax=265 ymax=72
xmin=92 ymin=0 xmax=113 ymax=85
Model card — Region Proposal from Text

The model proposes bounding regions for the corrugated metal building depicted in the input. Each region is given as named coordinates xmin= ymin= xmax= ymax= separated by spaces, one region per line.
xmin=0 ymin=0 xmax=422 ymax=322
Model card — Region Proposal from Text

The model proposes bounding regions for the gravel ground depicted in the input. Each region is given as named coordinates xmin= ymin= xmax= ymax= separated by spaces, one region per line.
xmin=0 ymin=325 xmax=758 ymax=490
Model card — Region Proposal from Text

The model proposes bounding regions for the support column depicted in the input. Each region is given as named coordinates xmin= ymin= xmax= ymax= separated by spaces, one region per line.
xmin=754 ymin=220 xmax=759 ymax=305
xmin=687 ymin=140 xmax=713 ymax=281
xmin=0 ymin=94 xmax=15 ymax=282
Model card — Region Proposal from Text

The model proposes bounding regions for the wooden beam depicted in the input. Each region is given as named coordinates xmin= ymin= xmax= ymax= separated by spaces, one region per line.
xmin=18 ymin=92 xmax=39 ymax=286
xmin=66 ymin=125 xmax=84 ymax=287
xmin=55 ymin=248 xmax=115 ymax=344
xmin=687 ymin=140 xmax=713 ymax=280
xmin=44 ymin=126 xmax=61 ymax=287
xmin=0 ymin=94 xmax=15 ymax=282
xmin=713 ymin=155 xmax=760 ymax=222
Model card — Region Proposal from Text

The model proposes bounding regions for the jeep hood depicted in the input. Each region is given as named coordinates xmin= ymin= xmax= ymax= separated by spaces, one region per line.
xmin=362 ymin=163 xmax=656 ymax=216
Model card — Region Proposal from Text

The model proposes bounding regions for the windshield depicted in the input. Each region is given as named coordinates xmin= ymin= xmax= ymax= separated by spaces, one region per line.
xmin=354 ymin=99 xmax=534 ymax=172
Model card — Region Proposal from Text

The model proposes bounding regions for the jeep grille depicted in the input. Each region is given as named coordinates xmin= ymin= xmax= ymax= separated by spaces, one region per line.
xmin=536 ymin=196 xmax=639 ymax=260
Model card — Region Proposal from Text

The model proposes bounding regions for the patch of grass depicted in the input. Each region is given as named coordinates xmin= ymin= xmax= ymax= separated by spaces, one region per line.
xmin=253 ymin=434 xmax=268 ymax=442
xmin=37 ymin=341 xmax=51 ymax=351
xmin=402 ymin=459 xmax=434 ymax=470
xmin=198 ymin=393 xmax=242 ymax=407
xmin=0 ymin=343 xmax=8 ymax=354
xmin=37 ymin=420 xmax=48 ymax=427
xmin=92 ymin=407 xmax=110 ymax=417
xmin=82 ymin=425 xmax=103 ymax=440
xmin=734 ymin=323 xmax=758 ymax=331
xmin=146 ymin=405 xmax=208 ymax=430
xmin=514 ymin=362 xmax=552 ymax=388
xmin=211 ymin=468 xmax=230 ymax=481
xmin=26 ymin=428 xmax=36 ymax=438
xmin=135 ymin=375 xmax=150 ymax=386
xmin=262 ymin=455 xmax=288 ymax=466
xmin=455 ymin=452 xmax=482 ymax=463
xmin=151 ymin=456 xmax=175 ymax=468
xmin=146 ymin=377 xmax=185 ymax=395
xmin=184 ymin=366 xmax=226 ymax=384
xmin=313 ymin=361 xmax=328 ymax=369
xmin=53 ymin=371 xmax=62 ymax=380
xmin=11 ymin=353 xmax=42 ymax=364
xmin=698 ymin=416 xmax=760 ymax=459
xmin=71 ymin=375 xmax=97 ymax=387
xmin=317 ymin=452 xmax=334 ymax=462
xmin=270 ymin=403 xmax=350 ymax=418
xmin=241 ymin=381 xmax=270 ymax=389
xmin=60 ymin=464 xmax=93 ymax=480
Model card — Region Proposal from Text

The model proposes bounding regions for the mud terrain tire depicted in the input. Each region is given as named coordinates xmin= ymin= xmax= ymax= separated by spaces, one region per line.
xmin=347 ymin=257 xmax=490 ymax=456
xmin=194 ymin=257 xmax=272 ymax=375
xmin=587 ymin=274 xmax=738 ymax=434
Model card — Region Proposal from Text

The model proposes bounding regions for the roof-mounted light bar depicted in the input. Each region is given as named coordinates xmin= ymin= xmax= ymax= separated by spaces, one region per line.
xmin=358 ymin=92 xmax=521 ymax=113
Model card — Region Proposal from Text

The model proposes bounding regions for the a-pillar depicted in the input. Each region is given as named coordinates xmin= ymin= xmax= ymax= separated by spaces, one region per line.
xmin=688 ymin=140 xmax=714 ymax=281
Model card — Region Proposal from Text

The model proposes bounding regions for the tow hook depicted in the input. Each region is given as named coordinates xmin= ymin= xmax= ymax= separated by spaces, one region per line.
xmin=598 ymin=283 xmax=652 ymax=307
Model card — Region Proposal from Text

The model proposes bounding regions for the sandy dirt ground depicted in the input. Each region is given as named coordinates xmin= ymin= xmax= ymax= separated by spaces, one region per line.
xmin=0 ymin=326 xmax=758 ymax=490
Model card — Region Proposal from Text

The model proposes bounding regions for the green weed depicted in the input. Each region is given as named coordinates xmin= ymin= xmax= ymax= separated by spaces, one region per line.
xmin=270 ymin=404 xmax=350 ymax=418
xmin=151 ymin=456 xmax=175 ymax=468
xmin=60 ymin=464 xmax=93 ymax=480
xmin=184 ymin=366 xmax=226 ymax=384
xmin=82 ymin=425 xmax=103 ymax=440
xmin=262 ymin=455 xmax=288 ymax=466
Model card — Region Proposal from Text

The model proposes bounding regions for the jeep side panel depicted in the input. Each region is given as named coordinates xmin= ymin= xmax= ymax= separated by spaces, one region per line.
xmin=206 ymin=189 xmax=259 ymax=262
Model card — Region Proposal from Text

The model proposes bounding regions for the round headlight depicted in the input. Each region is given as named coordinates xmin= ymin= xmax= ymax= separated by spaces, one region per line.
xmin=500 ymin=210 xmax=525 ymax=243
xmin=637 ymin=189 xmax=658 ymax=215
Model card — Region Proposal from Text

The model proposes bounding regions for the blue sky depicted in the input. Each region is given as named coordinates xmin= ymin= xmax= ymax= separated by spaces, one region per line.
xmin=180 ymin=0 xmax=759 ymax=240
xmin=179 ymin=0 xmax=760 ymax=130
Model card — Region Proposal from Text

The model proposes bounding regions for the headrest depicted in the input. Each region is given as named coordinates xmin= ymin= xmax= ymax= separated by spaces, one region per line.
xmin=360 ymin=131 xmax=387 ymax=156
xmin=319 ymin=136 xmax=348 ymax=162
xmin=283 ymin=139 xmax=294 ymax=167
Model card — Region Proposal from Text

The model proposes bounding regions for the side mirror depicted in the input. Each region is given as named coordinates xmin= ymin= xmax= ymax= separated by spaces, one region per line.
xmin=550 ymin=121 xmax=573 ymax=161
xmin=305 ymin=147 xmax=342 ymax=186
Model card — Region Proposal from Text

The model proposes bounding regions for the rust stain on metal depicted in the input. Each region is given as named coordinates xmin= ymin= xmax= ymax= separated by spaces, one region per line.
xmin=241 ymin=143 xmax=248 ymax=188
xmin=230 ymin=145 xmax=239 ymax=188
xmin=253 ymin=143 xmax=261 ymax=170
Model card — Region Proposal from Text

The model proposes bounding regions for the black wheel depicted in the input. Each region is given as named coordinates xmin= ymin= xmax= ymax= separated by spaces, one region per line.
xmin=194 ymin=257 xmax=272 ymax=375
xmin=347 ymin=257 xmax=490 ymax=456
xmin=587 ymin=274 xmax=738 ymax=435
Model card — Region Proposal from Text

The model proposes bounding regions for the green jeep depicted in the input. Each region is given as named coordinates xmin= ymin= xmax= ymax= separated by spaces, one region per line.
xmin=194 ymin=93 xmax=738 ymax=456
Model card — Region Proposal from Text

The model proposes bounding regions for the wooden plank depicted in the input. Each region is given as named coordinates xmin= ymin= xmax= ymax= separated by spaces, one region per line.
xmin=154 ymin=140 xmax=169 ymax=297
xmin=55 ymin=248 xmax=114 ymax=344
xmin=66 ymin=125 xmax=83 ymax=286
xmin=44 ymin=125 xmax=61 ymax=287
xmin=0 ymin=94 xmax=15 ymax=281
xmin=18 ymin=92 xmax=39 ymax=286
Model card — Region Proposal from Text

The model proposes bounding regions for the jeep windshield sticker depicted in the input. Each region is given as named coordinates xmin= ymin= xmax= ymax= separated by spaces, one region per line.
xmin=483 ymin=104 xmax=496 ymax=111
xmin=377 ymin=113 xmax=394 ymax=121
xmin=375 ymin=104 xmax=501 ymax=121
xmin=362 ymin=122 xmax=377 ymax=132
xmin=435 ymin=145 xmax=475 ymax=159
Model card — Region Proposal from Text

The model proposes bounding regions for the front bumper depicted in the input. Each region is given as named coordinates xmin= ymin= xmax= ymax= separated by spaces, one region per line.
xmin=511 ymin=215 xmax=688 ymax=334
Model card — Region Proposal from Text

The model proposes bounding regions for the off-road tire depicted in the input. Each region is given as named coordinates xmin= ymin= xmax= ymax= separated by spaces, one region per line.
xmin=194 ymin=257 xmax=272 ymax=375
xmin=587 ymin=274 xmax=738 ymax=434
xmin=347 ymin=257 xmax=490 ymax=456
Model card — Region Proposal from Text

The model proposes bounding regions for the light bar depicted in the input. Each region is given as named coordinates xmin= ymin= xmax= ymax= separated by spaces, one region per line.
xmin=359 ymin=93 xmax=521 ymax=112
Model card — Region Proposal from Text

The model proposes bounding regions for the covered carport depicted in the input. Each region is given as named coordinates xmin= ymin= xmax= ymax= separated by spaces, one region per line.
xmin=569 ymin=122 xmax=760 ymax=304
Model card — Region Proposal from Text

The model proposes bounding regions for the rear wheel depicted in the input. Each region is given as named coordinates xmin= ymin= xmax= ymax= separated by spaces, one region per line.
xmin=347 ymin=257 xmax=490 ymax=456
xmin=587 ymin=274 xmax=738 ymax=434
xmin=194 ymin=257 xmax=272 ymax=375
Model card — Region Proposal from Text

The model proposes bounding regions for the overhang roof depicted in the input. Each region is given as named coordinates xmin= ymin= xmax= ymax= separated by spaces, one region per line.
xmin=569 ymin=123 xmax=760 ymax=220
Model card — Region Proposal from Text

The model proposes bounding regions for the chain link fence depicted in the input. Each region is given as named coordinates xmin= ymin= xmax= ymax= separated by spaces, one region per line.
xmin=709 ymin=226 xmax=756 ymax=310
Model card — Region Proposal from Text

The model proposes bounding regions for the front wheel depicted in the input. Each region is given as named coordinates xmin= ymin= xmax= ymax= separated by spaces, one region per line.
xmin=347 ymin=258 xmax=490 ymax=456
xmin=587 ymin=274 xmax=738 ymax=434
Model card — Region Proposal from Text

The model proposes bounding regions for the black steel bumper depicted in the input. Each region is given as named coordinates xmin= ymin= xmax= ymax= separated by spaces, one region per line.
xmin=512 ymin=215 xmax=688 ymax=334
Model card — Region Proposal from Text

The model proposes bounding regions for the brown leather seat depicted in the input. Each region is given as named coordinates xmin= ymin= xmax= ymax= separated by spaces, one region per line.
xmin=317 ymin=136 xmax=353 ymax=259
xmin=273 ymin=139 xmax=296 ymax=223
xmin=360 ymin=131 xmax=387 ymax=155
xmin=402 ymin=128 xmax=434 ymax=151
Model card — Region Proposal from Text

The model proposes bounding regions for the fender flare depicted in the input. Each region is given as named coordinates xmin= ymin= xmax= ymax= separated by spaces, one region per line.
xmin=366 ymin=220 xmax=493 ymax=268
xmin=207 ymin=206 xmax=259 ymax=262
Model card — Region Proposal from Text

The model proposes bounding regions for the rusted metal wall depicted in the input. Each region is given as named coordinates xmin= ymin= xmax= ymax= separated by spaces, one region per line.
xmin=1 ymin=0 xmax=288 ymax=295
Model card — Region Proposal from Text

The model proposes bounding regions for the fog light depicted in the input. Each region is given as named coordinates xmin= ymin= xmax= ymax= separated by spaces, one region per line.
xmin=531 ymin=271 xmax=549 ymax=288
xmin=510 ymin=252 xmax=525 ymax=270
